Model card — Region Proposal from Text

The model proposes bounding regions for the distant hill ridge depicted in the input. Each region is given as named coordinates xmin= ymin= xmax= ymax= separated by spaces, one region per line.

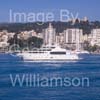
xmin=0 ymin=21 xmax=100 ymax=34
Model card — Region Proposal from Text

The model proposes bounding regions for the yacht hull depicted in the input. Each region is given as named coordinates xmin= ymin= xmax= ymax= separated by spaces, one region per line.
xmin=17 ymin=53 xmax=79 ymax=61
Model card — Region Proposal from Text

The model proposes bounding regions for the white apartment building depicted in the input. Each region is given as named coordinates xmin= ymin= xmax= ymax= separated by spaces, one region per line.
xmin=90 ymin=29 xmax=100 ymax=46
xmin=64 ymin=28 xmax=83 ymax=44
xmin=55 ymin=33 xmax=64 ymax=45
xmin=63 ymin=28 xmax=83 ymax=50
xmin=43 ymin=23 xmax=56 ymax=45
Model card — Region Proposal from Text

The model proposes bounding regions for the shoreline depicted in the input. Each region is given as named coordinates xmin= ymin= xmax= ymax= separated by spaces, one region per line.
xmin=0 ymin=51 xmax=100 ymax=55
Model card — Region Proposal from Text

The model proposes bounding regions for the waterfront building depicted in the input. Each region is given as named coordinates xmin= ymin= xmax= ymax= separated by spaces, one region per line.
xmin=37 ymin=33 xmax=43 ymax=39
xmin=90 ymin=29 xmax=100 ymax=46
xmin=0 ymin=30 xmax=11 ymax=48
xmin=64 ymin=28 xmax=83 ymax=44
xmin=43 ymin=23 xmax=56 ymax=46
xmin=55 ymin=35 xmax=60 ymax=45
xmin=82 ymin=34 xmax=88 ymax=42
xmin=18 ymin=30 xmax=37 ymax=40
xmin=55 ymin=33 xmax=64 ymax=46
xmin=29 ymin=30 xmax=37 ymax=37
xmin=8 ymin=32 xmax=15 ymax=39
xmin=0 ymin=42 xmax=9 ymax=48
xmin=63 ymin=28 xmax=83 ymax=50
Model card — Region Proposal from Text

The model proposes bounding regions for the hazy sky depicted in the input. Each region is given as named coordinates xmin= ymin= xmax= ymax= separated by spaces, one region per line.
xmin=0 ymin=0 xmax=100 ymax=22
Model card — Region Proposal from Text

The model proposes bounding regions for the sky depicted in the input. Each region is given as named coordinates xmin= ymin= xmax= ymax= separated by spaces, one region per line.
xmin=0 ymin=0 xmax=100 ymax=22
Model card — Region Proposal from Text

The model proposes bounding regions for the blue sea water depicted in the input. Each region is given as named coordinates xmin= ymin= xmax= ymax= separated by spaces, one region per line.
xmin=0 ymin=54 xmax=100 ymax=100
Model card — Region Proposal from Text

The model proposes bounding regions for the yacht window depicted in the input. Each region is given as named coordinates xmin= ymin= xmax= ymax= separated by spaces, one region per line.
xmin=50 ymin=52 xmax=66 ymax=54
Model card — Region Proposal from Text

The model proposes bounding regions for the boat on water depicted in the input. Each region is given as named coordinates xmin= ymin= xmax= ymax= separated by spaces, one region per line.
xmin=16 ymin=45 xmax=79 ymax=61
